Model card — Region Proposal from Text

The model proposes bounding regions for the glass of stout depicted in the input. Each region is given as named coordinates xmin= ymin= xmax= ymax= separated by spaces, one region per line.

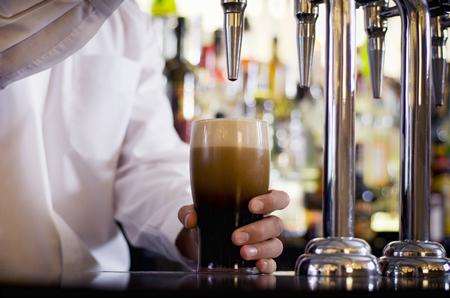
xmin=190 ymin=119 xmax=270 ymax=274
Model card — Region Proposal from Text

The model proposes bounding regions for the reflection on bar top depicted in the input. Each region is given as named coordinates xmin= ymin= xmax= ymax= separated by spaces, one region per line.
xmin=3 ymin=270 xmax=450 ymax=294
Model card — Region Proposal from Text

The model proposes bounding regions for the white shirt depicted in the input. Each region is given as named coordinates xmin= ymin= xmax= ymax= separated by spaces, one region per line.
xmin=0 ymin=1 xmax=191 ymax=280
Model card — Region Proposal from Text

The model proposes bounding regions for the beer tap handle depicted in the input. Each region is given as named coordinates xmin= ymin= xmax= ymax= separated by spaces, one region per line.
xmin=221 ymin=0 xmax=247 ymax=81
xmin=295 ymin=0 xmax=319 ymax=88
xmin=364 ymin=0 xmax=388 ymax=99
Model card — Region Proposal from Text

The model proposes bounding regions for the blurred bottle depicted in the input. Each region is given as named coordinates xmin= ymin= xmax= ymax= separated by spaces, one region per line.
xmin=199 ymin=30 xmax=226 ymax=82
xmin=268 ymin=38 xmax=285 ymax=105
xmin=431 ymin=138 xmax=448 ymax=241
xmin=355 ymin=55 xmax=400 ymax=216
xmin=355 ymin=144 xmax=377 ymax=241
xmin=151 ymin=0 xmax=176 ymax=16
xmin=356 ymin=68 xmax=393 ymax=190
xmin=267 ymin=37 xmax=292 ymax=161
xmin=241 ymin=58 xmax=259 ymax=118
xmin=151 ymin=0 xmax=177 ymax=59
xmin=268 ymin=38 xmax=291 ymax=120
xmin=164 ymin=17 xmax=196 ymax=143
xmin=151 ymin=0 xmax=177 ymax=16
xmin=197 ymin=30 xmax=224 ymax=118
xmin=241 ymin=18 xmax=259 ymax=118
xmin=295 ymin=86 xmax=323 ymax=240
xmin=196 ymin=29 xmax=244 ymax=119
xmin=432 ymin=94 xmax=449 ymax=240
xmin=354 ymin=54 xmax=401 ymax=248
xmin=291 ymin=86 xmax=318 ymax=174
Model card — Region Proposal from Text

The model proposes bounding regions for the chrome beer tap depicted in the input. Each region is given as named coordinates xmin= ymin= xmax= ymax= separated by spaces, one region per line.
xmin=362 ymin=0 xmax=450 ymax=277
xmin=294 ymin=0 xmax=379 ymax=277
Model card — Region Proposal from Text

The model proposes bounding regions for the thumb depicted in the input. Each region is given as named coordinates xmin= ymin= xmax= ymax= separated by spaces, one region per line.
xmin=178 ymin=204 xmax=198 ymax=229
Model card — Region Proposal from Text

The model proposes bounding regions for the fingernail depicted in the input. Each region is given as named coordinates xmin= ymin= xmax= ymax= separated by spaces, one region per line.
xmin=246 ymin=246 xmax=258 ymax=258
xmin=183 ymin=212 xmax=192 ymax=227
xmin=260 ymin=259 xmax=268 ymax=271
xmin=251 ymin=200 xmax=264 ymax=213
xmin=233 ymin=232 xmax=249 ymax=245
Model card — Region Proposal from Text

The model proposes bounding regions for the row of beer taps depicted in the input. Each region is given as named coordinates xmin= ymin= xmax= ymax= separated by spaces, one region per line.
xmin=222 ymin=0 xmax=450 ymax=278
xmin=221 ymin=0 xmax=450 ymax=101
xmin=362 ymin=0 xmax=450 ymax=106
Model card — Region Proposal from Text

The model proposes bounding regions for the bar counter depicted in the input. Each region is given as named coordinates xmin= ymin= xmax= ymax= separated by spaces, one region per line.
xmin=3 ymin=271 xmax=450 ymax=297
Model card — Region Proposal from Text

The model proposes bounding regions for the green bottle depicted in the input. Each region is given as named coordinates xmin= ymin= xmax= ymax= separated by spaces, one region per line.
xmin=151 ymin=0 xmax=177 ymax=16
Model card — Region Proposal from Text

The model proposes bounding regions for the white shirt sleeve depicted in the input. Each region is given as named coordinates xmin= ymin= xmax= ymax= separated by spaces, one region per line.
xmin=113 ymin=15 xmax=192 ymax=262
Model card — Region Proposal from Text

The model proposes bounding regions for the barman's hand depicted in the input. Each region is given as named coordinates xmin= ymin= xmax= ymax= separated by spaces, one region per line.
xmin=178 ymin=190 xmax=290 ymax=274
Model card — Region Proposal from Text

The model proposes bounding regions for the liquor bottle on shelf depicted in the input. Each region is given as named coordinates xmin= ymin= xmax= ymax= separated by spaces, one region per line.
xmin=241 ymin=58 xmax=259 ymax=118
xmin=355 ymin=63 xmax=401 ymax=253
xmin=199 ymin=30 xmax=226 ymax=83
xmin=294 ymin=85 xmax=323 ymax=240
xmin=267 ymin=37 xmax=292 ymax=160
xmin=163 ymin=17 xmax=196 ymax=143
xmin=354 ymin=144 xmax=377 ymax=242
xmin=241 ymin=18 xmax=260 ymax=118
xmin=197 ymin=29 xmax=244 ymax=119
xmin=197 ymin=30 xmax=223 ymax=119
xmin=151 ymin=0 xmax=176 ymax=16
xmin=431 ymin=135 xmax=448 ymax=242
xmin=150 ymin=0 xmax=177 ymax=60
xmin=432 ymin=92 xmax=449 ymax=242
xmin=268 ymin=38 xmax=285 ymax=104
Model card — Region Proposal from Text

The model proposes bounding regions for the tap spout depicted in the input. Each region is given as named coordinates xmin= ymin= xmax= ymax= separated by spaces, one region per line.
xmin=221 ymin=0 xmax=247 ymax=81
xmin=364 ymin=0 xmax=388 ymax=99
xmin=295 ymin=0 xmax=319 ymax=88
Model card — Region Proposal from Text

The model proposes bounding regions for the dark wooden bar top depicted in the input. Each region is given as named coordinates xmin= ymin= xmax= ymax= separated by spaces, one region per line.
xmin=2 ymin=271 xmax=450 ymax=297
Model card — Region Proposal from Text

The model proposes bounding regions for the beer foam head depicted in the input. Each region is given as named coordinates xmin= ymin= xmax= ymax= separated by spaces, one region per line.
xmin=190 ymin=118 xmax=269 ymax=149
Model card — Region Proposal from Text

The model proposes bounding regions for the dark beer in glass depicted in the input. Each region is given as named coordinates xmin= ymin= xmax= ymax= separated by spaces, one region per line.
xmin=190 ymin=119 xmax=270 ymax=273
